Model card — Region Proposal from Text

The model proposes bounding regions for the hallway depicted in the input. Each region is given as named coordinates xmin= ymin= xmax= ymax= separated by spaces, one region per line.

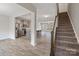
xmin=55 ymin=12 xmax=79 ymax=56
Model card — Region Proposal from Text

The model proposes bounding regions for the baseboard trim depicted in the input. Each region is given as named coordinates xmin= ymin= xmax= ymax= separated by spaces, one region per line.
xmin=67 ymin=12 xmax=79 ymax=43
xmin=8 ymin=34 xmax=15 ymax=40
xmin=0 ymin=34 xmax=9 ymax=40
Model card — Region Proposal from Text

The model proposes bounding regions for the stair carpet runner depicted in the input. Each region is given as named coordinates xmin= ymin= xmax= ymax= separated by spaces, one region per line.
xmin=55 ymin=12 xmax=79 ymax=56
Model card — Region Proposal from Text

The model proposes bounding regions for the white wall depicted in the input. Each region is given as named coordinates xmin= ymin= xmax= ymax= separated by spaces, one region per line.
xmin=59 ymin=3 xmax=68 ymax=13
xmin=8 ymin=17 xmax=15 ymax=39
xmin=0 ymin=15 xmax=9 ymax=39
xmin=0 ymin=15 xmax=15 ymax=40
xmin=68 ymin=3 xmax=79 ymax=43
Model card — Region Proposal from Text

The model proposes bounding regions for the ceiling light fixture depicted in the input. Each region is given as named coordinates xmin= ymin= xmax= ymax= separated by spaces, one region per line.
xmin=43 ymin=15 xmax=50 ymax=18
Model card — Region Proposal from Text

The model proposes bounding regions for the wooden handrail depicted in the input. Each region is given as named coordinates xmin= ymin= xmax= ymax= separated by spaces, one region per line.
xmin=50 ymin=15 xmax=58 ymax=56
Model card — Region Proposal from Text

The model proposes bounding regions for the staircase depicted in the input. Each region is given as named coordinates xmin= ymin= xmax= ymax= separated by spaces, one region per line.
xmin=55 ymin=12 xmax=79 ymax=56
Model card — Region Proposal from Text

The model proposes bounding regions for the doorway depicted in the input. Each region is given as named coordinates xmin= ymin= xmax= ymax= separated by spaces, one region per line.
xmin=15 ymin=14 xmax=31 ymax=41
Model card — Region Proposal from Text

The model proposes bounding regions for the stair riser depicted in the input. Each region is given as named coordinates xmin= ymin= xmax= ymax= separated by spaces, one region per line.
xmin=59 ymin=21 xmax=71 ymax=23
xmin=57 ymin=30 xmax=73 ymax=32
xmin=57 ymin=27 xmax=72 ymax=29
xmin=57 ymin=36 xmax=76 ymax=39
xmin=56 ymin=42 xmax=79 ymax=50
xmin=57 ymin=26 xmax=72 ymax=28
xmin=56 ymin=33 xmax=75 ymax=36
xmin=56 ymin=40 xmax=77 ymax=44
xmin=58 ymin=24 xmax=72 ymax=26
xmin=55 ymin=48 xmax=77 ymax=56
xmin=56 ymin=37 xmax=77 ymax=42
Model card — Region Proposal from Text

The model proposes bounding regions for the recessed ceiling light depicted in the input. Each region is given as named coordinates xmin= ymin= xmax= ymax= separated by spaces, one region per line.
xmin=43 ymin=15 xmax=50 ymax=18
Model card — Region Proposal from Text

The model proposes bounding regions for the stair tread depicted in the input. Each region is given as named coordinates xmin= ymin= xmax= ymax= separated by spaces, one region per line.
xmin=56 ymin=37 xmax=77 ymax=42
xmin=56 ymin=42 xmax=79 ymax=49
xmin=56 ymin=32 xmax=75 ymax=36
xmin=57 ymin=32 xmax=75 ymax=35
xmin=55 ymin=48 xmax=78 ymax=56
xmin=56 ymin=46 xmax=78 ymax=52
xmin=56 ymin=40 xmax=77 ymax=44
xmin=57 ymin=36 xmax=76 ymax=38
xmin=57 ymin=31 xmax=74 ymax=33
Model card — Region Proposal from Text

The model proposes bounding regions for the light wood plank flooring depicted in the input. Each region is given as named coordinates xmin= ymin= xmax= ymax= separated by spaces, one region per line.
xmin=0 ymin=35 xmax=50 ymax=56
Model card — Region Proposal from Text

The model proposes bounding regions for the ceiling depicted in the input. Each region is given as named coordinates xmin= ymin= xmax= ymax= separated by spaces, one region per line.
xmin=0 ymin=3 xmax=56 ymax=21
xmin=16 ymin=3 xmax=55 ymax=21
xmin=0 ymin=3 xmax=30 ymax=17
xmin=15 ymin=13 xmax=31 ymax=20
xmin=33 ymin=3 xmax=56 ymax=21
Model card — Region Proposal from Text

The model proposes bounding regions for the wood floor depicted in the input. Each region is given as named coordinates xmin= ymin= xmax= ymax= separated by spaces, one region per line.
xmin=0 ymin=34 xmax=50 ymax=56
